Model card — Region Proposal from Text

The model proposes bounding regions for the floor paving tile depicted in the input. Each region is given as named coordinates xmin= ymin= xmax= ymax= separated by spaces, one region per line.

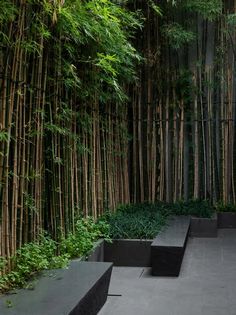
xmin=99 ymin=229 xmax=236 ymax=315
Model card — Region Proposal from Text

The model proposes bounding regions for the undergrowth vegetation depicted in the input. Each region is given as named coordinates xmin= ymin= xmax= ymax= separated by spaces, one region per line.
xmin=103 ymin=203 xmax=169 ymax=239
xmin=0 ymin=217 xmax=110 ymax=293
xmin=214 ymin=202 xmax=236 ymax=213
xmin=170 ymin=200 xmax=214 ymax=218
xmin=104 ymin=200 xmax=214 ymax=239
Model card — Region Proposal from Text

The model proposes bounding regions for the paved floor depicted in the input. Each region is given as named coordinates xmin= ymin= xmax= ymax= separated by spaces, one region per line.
xmin=99 ymin=229 xmax=236 ymax=315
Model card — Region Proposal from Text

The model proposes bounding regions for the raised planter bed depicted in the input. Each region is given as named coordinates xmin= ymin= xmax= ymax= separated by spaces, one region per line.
xmin=217 ymin=212 xmax=236 ymax=228
xmin=104 ymin=239 xmax=152 ymax=267
xmin=0 ymin=261 xmax=113 ymax=315
xmin=151 ymin=216 xmax=190 ymax=277
xmin=190 ymin=213 xmax=217 ymax=237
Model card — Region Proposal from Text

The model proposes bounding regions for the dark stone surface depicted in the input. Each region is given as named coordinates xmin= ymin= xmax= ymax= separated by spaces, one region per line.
xmin=0 ymin=261 xmax=113 ymax=315
xmin=190 ymin=213 xmax=217 ymax=237
xmin=218 ymin=212 xmax=236 ymax=228
xmin=99 ymin=230 xmax=236 ymax=315
xmin=151 ymin=216 xmax=190 ymax=276
xmin=87 ymin=239 xmax=104 ymax=262
xmin=104 ymin=239 xmax=152 ymax=267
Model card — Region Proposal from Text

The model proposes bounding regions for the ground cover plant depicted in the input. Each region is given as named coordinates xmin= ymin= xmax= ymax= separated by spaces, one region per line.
xmin=214 ymin=202 xmax=236 ymax=213
xmin=169 ymin=200 xmax=214 ymax=218
xmin=0 ymin=217 xmax=110 ymax=294
xmin=104 ymin=200 xmax=215 ymax=239
xmin=103 ymin=202 xmax=169 ymax=239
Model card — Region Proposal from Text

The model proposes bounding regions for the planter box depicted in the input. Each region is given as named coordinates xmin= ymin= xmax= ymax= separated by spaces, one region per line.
xmin=0 ymin=261 xmax=113 ymax=315
xmin=104 ymin=239 xmax=152 ymax=267
xmin=190 ymin=213 xmax=217 ymax=237
xmin=217 ymin=212 xmax=236 ymax=228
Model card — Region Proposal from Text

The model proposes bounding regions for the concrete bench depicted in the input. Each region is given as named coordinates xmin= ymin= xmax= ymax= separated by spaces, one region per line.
xmin=0 ymin=261 xmax=113 ymax=315
xmin=151 ymin=216 xmax=190 ymax=276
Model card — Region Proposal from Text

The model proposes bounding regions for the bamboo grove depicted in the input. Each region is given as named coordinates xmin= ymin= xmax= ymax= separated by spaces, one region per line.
xmin=0 ymin=0 xmax=236 ymax=263
xmin=130 ymin=0 xmax=236 ymax=204
xmin=0 ymin=0 xmax=141 ymax=262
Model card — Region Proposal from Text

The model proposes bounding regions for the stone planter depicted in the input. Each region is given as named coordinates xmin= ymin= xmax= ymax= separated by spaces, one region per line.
xmin=217 ymin=212 xmax=236 ymax=228
xmin=190 ymin=213 xmax=217 ymax=237
xmin=104 ymin=239 xmax=152 ymax=267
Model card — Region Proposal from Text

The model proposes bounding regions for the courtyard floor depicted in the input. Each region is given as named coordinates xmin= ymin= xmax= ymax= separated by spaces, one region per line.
xmin=99 ymin=229 xmax=236 ymax=315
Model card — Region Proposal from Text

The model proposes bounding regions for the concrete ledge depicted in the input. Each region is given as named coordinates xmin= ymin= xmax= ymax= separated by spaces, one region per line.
xmin=217 ymin=212 xmax=236 ymax=228
xmin=151 ymin=216 xmax=190 ymax=276
xmin=0 ymin=261 xmax=113 ymax=315
xmin=190 ymin=213 xmax=217 ymax=237
xmin=104 ymin=239 xmax=152 ymax=267
xmin=87 ymin=239 xmax=104 ymax=262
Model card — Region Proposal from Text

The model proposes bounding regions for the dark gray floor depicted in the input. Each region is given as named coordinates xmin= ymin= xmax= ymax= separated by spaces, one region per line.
xmin=99 ymin=229 xmax=236 ymax=315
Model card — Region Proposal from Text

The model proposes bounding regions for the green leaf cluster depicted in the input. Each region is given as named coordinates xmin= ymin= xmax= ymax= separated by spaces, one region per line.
xmin=183 ymin=0 xmax=222 ymax=20
xmin=162 ymin=22 xmax=195 ymax=49
xmin=169 ymin=200 xmax=214 ymax=218
xmin=161 ymin=0 xmax=223 ymax=50
xmin=104 ymin=200 xmax=215 ymax=240
xmin=226 ymin=13 xmax=236 ymax=26
xmin=59 ymin=217 xmax=110 ymax=258
xmin=52 ymin=0 xmax=143 ymax=101
xmin=1 ymin=0 xmax=142 ymax=102
xmin=0 ymin=235 xmax=69 ymax=293
xmin=103 ymin=203 xmax=169 ymax=239
xmin=0 ymin=0 xmax=18 ymax=23
xmin=214 ymin=202 xmax=236 ymax=213
xmin=0 ymin=217 xmax=109 ymax=293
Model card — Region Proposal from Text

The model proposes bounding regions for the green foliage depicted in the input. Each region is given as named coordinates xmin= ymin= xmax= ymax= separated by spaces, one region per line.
xmin=226 ymin=13 xmax=236 ymax=26
xmin=0 ymin=235 xmax=69 ymax=293
xmin=0 ymin=217 xmax=109 ymax=293
xmin=148 ymin=0 xmax=162 ymax=16
xmin=96 ymin=53 xmax=119 ymax=77
xmin=0 ymin=0 xmax=18 ymax=23
xmin=170 ymin=200 xmax=214 ymax=218
xmin=175 ymin=69 xmax=194 ymax=105
xmin=53 ymin=0 xmax=142 ymax=100
xmin=0 ymin=0 xmax=142 ymax=101
xmin=0 ymin=130 xmax=9 ymax=143
xmin=215 ymin=202 xmax=236 ymax=213
xmin=183 ymin=0 xmax=222 ymax=21
xmin=59 ymin=217 xmax=110 ymax=258
xmin=104 ymin=203 xmax=169 ymax=239
xmin=0 ymin=256 xmax=7 ymax=272
xmin=162 ymin=23 xmax=195 ymax=49
xmin=23 ymin=193 xmax=37 ymax=214
xmin=104 ymin=200 xmax=214 ymax=240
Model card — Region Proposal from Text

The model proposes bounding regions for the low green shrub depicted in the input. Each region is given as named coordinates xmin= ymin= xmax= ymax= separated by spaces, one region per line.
xmin=59 ymin=217 xmax=110 ymax=258
xmin=169 ymin=199 xmax=214 ymax=218
xmin=0 ymin=235 xmax=69 ymax=293
xmin=214 ymin=202 xmax=236 ymax=213
xmin=104 ymin=200 xmax=214 ymax=240
xmin=103 ymin=202 xmax=169 ymax=239
xmin=0 ymin=217 xmax=110 ymax=293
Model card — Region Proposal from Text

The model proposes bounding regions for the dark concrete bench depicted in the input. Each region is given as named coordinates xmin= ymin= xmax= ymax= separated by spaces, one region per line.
xmin=0 ymin=261 xmax=113 ymax=315
xmin=151 ymin=216 xmax=190 ymax=276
